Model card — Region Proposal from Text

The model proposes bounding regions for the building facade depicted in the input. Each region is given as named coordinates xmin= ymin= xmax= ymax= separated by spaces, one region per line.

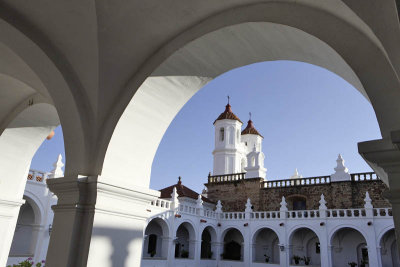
xmin=8 ymin=104 xmax=398 ymax=267
xmin=141 ymin=104 xmax=398 ymax=267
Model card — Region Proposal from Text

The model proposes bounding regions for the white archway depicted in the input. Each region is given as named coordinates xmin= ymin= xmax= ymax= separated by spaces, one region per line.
xmin=175 ymin=222 xmax=196 ymax=259
xmin=200 ymin=226 xmax=217 ymax=260
xmin=252 ymin=227 xmax=280 ymax=264
xmin=289 ymin=227 xmax=321 ymax=266
xmin=142 ymin=218 xmax=170 ymax=259
xmin=380 ymin=228 xmax=400 ymax=267
xmin=221 ymin=227 xmax=244 ymax=261
xmin=330 ymin=227 xmax=368 ymax=267
xmin=8 ymin=196 xmax=42 ymax=261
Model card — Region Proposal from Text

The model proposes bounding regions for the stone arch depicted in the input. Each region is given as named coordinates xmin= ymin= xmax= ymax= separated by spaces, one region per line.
xmin=0 ymin=100 xmax=59 ymax=265
xmin=221 ymin=227 xmax=244 ymax=261
xmin=251 ymin=227 xmax=280 ymax=264
xmin=99 ymin=1 xmax=400 ymax=190
xmin=379 ymin=228 xmax=399 ymax=267
xmin=328 ymin=225 xmax=368 ymax=244
xmin=288 ymin=226 xmax=321 ymax=266
xmin=0 ymin=16 xmax=90 ymax=177
xmin=9 ymin=195 xmax=42 ymax=259
xmin=200 ymin=226 xmax=217 ymax=260
xmin=175 ymin=221 xmax=196 ymax=259
xmin=330 ymin=226 xmax=368 ymax=267
xmin=142 ymin=217 xmax=170 ymax=259
xmin=22 ymin=194 xmax=43 ymax=226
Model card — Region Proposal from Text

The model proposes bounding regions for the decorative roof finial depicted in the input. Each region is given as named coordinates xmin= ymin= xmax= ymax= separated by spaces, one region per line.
xmin=227 ymin=95 xmax=230 ymax=105
xmin=364 ymin=191 xmax=373 ymax=209
xmin=280 ymin=196 xmax=288 ymax=211
xmin=178 ymin=176 xmax=182 ymax=184
xmin=50 ymin=154 xmax=64 ymax=178
xmin=245 ymin=198 xmax=253 ymax=212
xmin=249 ymin=112 xmax=252 ymax=121
xmin=331 ymin=154 xmax=351 ymax=182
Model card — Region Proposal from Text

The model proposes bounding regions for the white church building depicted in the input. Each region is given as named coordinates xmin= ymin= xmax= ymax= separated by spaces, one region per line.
xmin=7 ymin=104 xmax=398 ymax=267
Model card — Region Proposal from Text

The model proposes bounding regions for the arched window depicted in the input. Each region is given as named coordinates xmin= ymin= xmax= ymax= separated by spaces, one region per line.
xmin=147 ymin=234 xmax=157 ymax=255
xmin=220 ymin=128 xmax=224 ymax=141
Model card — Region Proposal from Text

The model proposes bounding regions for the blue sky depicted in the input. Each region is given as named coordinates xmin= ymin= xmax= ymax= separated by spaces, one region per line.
xmin=31 ymin=61 xmax=381 ymax=193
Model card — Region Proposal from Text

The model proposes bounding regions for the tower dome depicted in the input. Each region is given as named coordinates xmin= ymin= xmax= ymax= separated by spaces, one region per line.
xmin=213 ymin=103 xmax=242 ymax=124
xmin=241 ymin=119 xmax=263 ymax=138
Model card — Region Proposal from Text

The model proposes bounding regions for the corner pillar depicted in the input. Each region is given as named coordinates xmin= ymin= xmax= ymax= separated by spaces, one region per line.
xmin=46 ymin=176 xmax=159 ymax=267
xmin=358 ymin=134 xmax=400 ymax=255
xmin=0 ymin=198 xmax=25 ymax=266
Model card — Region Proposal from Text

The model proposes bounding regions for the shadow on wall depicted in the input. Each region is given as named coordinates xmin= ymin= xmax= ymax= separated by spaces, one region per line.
xmin=88 ymin=226 xmax=145 ymax=267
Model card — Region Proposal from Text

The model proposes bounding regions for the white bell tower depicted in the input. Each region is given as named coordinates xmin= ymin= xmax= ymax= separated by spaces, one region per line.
xmin=212 ymin=100 xmax=244 ymax=175
xmin=241 ymin=117 xmax=266 ymax=179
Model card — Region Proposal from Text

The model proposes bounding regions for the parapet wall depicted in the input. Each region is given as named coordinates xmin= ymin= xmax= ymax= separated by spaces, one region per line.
xmin=205 ymin=173 xmax=390 ymax=212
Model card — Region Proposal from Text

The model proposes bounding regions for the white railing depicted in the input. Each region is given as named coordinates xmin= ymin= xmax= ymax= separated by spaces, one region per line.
xmin=150 ymin=199 xmax=171 ymax=210
xmin=374 ymin=208 xmax=392 ymax=217
xmin=27 ymin=169 xmax=50 ymax=183
xmin=221 ymin=212 xmax=245 ymax=220
xmin=203 ymin=209 xmax=217 ymax=218
xmin=251 ymin=211 xmax=280 ymax=220
xmin=263 ymin=175 xmax=331 ymax=188
xmin=287 ymin=210 xmax=320 ymax=219
xmin=326 ymin=208 xmax=366 ymax=218
xmin=179 ymin=204 xmax=197 ymax=215
xmin=351 ymin=172 xmax=378 ymax=182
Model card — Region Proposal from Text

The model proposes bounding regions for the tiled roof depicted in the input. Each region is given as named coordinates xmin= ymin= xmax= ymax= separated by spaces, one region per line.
xmin=213 ymin=104 xmax=242 ymax=124
xmin=241 ymin=120 xmax=263 ymax=138
xmin=159 ymin=178 xmax=214 ymax=204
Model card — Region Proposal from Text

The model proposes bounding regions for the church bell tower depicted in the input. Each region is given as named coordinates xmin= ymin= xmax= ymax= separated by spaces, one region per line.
xmin=212 ymin=99 xmax=244 ymax=175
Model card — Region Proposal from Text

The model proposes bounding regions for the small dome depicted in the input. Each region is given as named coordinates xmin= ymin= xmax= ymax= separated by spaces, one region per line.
xmin=241 ymin=120 xmax=263 ymax=138
xmin=213 ymin=104 xmax=242 ymax=124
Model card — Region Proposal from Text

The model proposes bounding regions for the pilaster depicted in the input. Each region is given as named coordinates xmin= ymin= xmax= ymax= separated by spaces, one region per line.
xmin=46 ymin=176 xmax=159 ymax=267
xmin=358 ymin=136 xmax=400 ymax=255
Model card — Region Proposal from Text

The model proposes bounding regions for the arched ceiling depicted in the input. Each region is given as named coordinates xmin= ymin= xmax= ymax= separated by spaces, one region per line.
xmin=152 ymin=22 xmax=366 ymax=99
xmin=0 ymin=0 xmax=399 ymax=177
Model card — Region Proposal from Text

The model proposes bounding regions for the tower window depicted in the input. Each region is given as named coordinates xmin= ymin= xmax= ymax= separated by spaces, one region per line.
xmin=220 ymin=128 xmax=224 ymax=141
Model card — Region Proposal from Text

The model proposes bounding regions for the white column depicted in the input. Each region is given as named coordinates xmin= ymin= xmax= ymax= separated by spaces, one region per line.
xmin=359 ymin=136 xmax=400 ymax=256
xmin=365 ymin=236 xmax=380 ymax=267
xmin=31 ymin=224 xmax=46 ymax=263
xmin=210 ymin=241 xmax=218 ymax=260
xmin=0 ymin=126 xmax=54 ymax=266
xmin=46 ymin=176 xmax=159 ymax=267
xmin=285 ymin=244 xmax=293 ymax=266
xmin=214 ymin=241 xmax=223 ymax=263
xmin=0 ymin=198 xmax=25 ymax=266
xmin=167 ymin=236 xmax=177 ymax=266
xmin=191 ymin=239 xmax=199 ymax=261
xmin=375 ymin=245 xmax=383 ymax=267
xmin=319 ymin=235 xmax=331 ymax=267
xmin=161 ymin=236 xmax=171 ymax=259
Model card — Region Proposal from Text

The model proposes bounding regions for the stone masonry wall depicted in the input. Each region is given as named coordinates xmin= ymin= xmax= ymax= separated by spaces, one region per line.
xmin=205 ymin=178 xmax=263 ymax=211
xmin=205 ymin=178 xmax=390 ymax=212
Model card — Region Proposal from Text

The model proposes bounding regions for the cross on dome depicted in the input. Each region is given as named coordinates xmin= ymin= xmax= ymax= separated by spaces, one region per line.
xmin=241 ymin=117 xmax=263 ymax=138
xmin=213 ymin=100 xmax=242 ymax=124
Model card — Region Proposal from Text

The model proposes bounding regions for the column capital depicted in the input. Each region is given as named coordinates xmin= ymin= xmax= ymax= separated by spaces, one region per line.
xmin=358 ymin=137 xmax=400 ymax=188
